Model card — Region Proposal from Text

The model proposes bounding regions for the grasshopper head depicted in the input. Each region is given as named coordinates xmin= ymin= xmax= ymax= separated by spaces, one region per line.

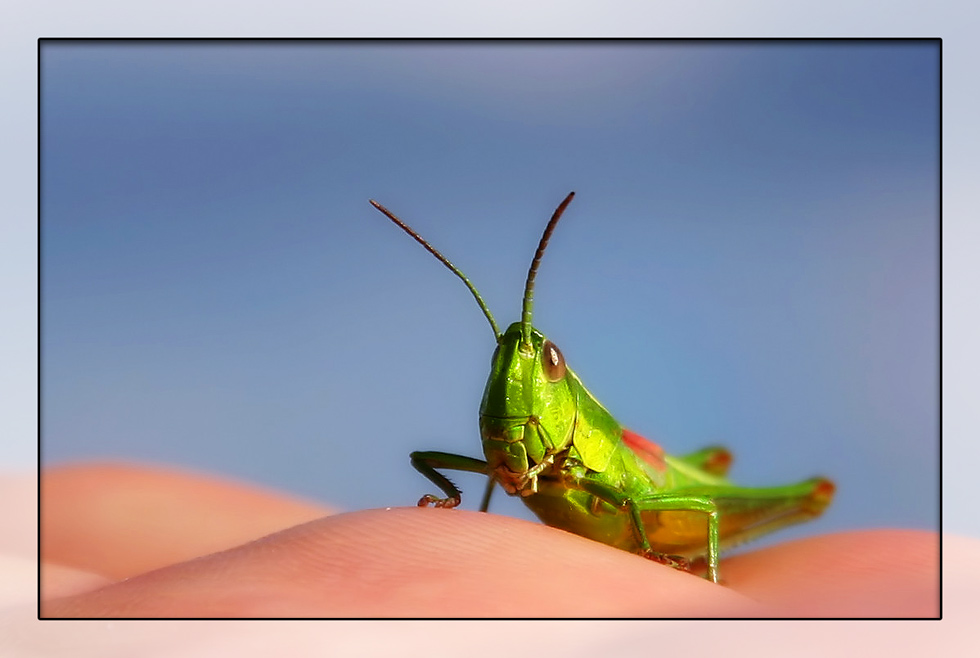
xmin=478 ymin=322 xmax=577 ymax=495
xmin=475 ymin=192 xmax=577 ymax=496
xmin=370 ymin=192 xmax=578 ymax=496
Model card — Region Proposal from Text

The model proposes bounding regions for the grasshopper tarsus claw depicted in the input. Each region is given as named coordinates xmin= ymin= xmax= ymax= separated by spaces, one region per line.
xmin=418 ymin=494 xmax=461 ymax=508
xmin=641 ymin=550 xmax=692 ymax=572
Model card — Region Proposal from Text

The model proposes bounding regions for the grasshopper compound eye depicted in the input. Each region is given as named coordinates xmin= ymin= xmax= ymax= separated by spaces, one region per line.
xmin=542 ymin=340 xmax=566 ymax=382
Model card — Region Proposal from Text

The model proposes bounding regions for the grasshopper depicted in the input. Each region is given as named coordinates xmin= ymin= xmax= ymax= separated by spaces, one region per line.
xmin=369 ymin=192 xmax=834 ymax=583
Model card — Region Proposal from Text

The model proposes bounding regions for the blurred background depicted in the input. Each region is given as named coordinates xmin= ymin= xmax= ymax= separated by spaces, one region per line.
xmin=40 ymin=40 xmax=938 ymax=547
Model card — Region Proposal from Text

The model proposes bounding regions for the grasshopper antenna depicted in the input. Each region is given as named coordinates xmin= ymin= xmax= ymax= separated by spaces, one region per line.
xmin=520 ymin=192 xmax=575 ymax=348
xmin=370 ymin=200 xmax=502 ymax=341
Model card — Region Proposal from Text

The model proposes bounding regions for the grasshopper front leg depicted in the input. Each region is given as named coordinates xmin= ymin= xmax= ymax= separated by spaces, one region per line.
xmin=410 ymin=451 xmax=489 ymax=508
xmin=479 ymin=479 xmax=496 ymax=513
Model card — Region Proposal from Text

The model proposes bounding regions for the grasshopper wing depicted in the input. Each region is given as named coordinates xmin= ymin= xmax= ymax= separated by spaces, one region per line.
xmin=621 ymin=428 xmax=669 ymax=486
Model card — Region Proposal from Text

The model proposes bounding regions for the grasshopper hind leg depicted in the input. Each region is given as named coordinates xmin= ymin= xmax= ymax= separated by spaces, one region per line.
xmin=581 ymin=478 xmax=724 ymax=583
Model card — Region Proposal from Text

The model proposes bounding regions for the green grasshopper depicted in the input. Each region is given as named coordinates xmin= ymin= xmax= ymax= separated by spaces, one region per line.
xmin=369 ymin=192 xmax=834 ymax=583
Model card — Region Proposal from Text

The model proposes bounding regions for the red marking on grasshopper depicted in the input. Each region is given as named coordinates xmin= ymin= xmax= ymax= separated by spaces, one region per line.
xmin=813 ymin=478 xmax=836 ymax=505
xmin=621 ymin=428 xmax=667 ymax=473
xmin=705 ymin=449 xmax=732 ymax=475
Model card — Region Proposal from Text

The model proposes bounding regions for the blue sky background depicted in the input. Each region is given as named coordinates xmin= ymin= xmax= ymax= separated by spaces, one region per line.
xmin=40 ymin=41 xmax=938 ymax=546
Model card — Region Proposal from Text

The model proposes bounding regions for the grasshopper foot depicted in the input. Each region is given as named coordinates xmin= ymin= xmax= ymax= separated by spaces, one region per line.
xmin=641 ymin=550 xmax=692 ymax=572
xmin=681 ymin=556 xmax=725 ymax=585
xmin=417 ymin=494 xmax=461 ymax=508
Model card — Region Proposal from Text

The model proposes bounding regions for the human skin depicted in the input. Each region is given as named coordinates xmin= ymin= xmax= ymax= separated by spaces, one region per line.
xmin=38 ymin=462 xmax=939 ymax=618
